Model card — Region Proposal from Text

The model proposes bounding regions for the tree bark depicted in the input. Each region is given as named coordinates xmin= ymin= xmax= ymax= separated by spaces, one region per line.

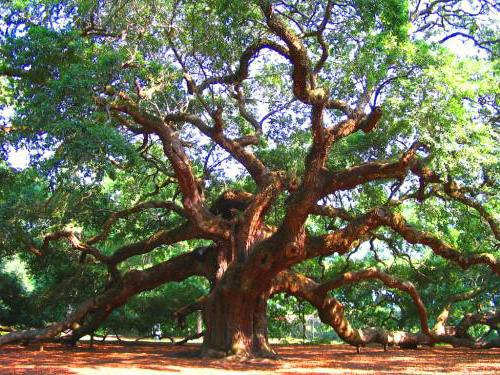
xmin=201 ymin=271 xmax=258 ymax=357
xmin=252 ymin=295 xmax=277 ymax=358
xmin=201 ymin=287 xmax=276 ymax=358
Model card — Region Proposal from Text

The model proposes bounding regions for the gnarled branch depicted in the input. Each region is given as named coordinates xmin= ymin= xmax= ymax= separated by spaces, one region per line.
xmin=0 ymin=246 xmax=218 ymax=346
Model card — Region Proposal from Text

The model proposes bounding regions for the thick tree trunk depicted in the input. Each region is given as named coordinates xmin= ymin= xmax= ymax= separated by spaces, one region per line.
xmin=200 ymin=248 xmax=277 ymax=359
xmin=199 ymin=212 xmax=280 ymax=358
xmin=201 ymin=289 xmax=275 ymax=358
xmin=201 ymin=282 xmax=257 ymax=357
xmin=252 ymin=295 xmax=277 ymax=357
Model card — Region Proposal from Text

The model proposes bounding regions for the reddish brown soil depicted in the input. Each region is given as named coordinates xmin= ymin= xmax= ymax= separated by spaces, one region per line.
xmin=1 ymin=342 xmax=499 ymax=374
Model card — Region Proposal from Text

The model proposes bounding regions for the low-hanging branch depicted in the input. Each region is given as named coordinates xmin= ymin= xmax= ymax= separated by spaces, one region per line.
xmin=271 ymin=269 xmax=433 ymax=349
xmin=434 ymin=284 xmax=491 ymax=334
xmin=0 ymin=245 xmax=218 ymax=346
xmin=314 ymin=267 xmax=431 ymax=335
xmin=0 ymin=298 xmax=98 ymax=346
xmin=455 ymin=310 xmax=500 ymax=340
xmin=271 ymin=268 xmax=499 ymax=349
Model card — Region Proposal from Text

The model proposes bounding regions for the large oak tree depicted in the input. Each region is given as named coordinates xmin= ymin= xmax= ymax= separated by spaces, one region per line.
xmin=0 ymin=0 xmax=499 ymax=358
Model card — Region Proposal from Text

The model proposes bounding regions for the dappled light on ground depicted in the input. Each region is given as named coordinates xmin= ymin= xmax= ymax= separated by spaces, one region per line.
xmin=0 ymin=343 xmax=499 ymax=374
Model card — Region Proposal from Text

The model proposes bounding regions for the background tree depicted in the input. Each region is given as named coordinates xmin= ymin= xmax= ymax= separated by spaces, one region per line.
xmin=0 ymin=0 xmax=499 ymax=358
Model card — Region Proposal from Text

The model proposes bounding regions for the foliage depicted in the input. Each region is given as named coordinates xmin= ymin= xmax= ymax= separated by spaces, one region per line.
xmin=0 ymin=0 xmax=498 ymax=347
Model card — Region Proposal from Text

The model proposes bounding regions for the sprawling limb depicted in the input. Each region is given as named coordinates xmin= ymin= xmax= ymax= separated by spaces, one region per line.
xmin=271 ymin=268 xmax=500 ymax=349
xmin=320 ymin=142 xmax=423 ymax=197
xmin=455 ymin=310 xmax=500 ymax=339
xmin=35 ymin=218 xmax=203 ymax=278
xmin=271 ymin=269 xmax=434 ymax=349
xmin=107 ymin=221 xmax=201 ymax=266
xmin=0 ymin=246 xmax=218 ymax=346
xmin=261 ymin=138 xmax=413 ymax=262
xmin=315 ymin=268 xmax=431 ymax=335
xmin=309 ymin=206 xmax=499 ymax=275
xmin=32 ymin=199 xmax=193 ymax=264
xmin=0 ymin=298 xmax=98 ymax=345
xmin=381 ymin=211 xmax=500 ymax=275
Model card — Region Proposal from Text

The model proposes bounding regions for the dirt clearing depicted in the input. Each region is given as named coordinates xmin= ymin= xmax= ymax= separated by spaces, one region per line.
xmin=1 ymin=342 xmax=499 ymax=374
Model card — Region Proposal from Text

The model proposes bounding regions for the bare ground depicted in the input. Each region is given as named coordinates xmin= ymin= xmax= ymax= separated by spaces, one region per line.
xmin=0 ymin=342 xmax=499 ymax=375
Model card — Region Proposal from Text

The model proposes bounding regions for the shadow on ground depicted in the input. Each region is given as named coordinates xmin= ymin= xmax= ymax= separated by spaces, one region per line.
xmin=1 ymin=342 xmax=499 ymax=374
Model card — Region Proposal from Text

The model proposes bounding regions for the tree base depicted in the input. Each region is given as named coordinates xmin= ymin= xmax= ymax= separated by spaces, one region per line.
xmin=200 ymin=344 xmax=279 ymax=360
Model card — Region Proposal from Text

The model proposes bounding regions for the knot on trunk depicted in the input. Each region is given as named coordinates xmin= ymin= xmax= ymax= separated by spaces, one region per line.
xmin=285 ymin=243 xmax=301 ymax=258
xmin=259 ymin=253 xmax=273 ymax=270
